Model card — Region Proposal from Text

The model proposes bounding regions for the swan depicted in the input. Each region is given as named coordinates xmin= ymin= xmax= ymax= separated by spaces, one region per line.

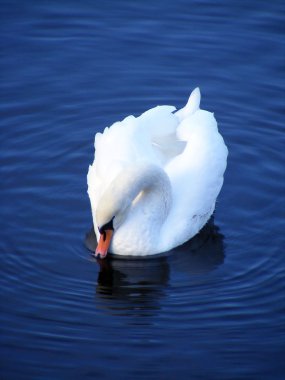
xmin=87 ymin=88 xmax=228 ymax=258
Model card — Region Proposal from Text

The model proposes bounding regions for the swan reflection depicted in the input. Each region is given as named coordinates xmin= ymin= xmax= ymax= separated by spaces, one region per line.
xmin=85 ymin=219 xmax=225 ymax=317
xmin=95 ymin=256 xmax=169 ymax=319
xmin=169 ymin=219 xmax=225 ymax=275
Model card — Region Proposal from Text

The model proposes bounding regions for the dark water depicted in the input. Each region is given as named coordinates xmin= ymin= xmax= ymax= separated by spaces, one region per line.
xmin=1 ymin=1 xmax=284 ymax=379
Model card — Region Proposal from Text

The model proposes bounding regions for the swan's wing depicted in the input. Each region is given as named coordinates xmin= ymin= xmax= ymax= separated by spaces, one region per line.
xmin=91 ymin=105 xmax=177 ymax=177
xmin=162 ymin=107 xmax=228 ymax=248
xmin=150 ymin=87 xmax=201 ymax=163
xmin=89 ymin=87 xmax=201 ymax=192
xmin=136 ymin=105 xmax=182 ymax=164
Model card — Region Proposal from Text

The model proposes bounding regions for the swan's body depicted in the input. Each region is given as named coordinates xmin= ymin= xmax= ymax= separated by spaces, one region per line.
xmin=87 ymin=88 xmax=228 ymax=257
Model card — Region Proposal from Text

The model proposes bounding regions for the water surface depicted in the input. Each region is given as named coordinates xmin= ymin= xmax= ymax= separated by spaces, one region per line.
xmin=1 ymin=1 xmax=284 ymax=379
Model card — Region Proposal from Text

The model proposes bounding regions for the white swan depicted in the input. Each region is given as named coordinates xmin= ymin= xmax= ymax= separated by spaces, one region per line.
xmin=87 ymin=88 xmax=228 ymax=258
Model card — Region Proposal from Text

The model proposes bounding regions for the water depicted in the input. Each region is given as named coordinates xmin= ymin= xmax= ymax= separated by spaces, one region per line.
xmin=1 ymin=1 xmax=284 ymax=379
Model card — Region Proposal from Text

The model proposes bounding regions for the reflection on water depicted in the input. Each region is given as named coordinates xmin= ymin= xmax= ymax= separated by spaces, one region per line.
xmin=170 ymin=219 xmax=225 ymax=275
xmin=86 ymin=219 xmax=224 ymax=316
xmin=96 ymin=256 xmax=170 ymax=293
xmin=95 ymin=256 xmax=169 ymax=318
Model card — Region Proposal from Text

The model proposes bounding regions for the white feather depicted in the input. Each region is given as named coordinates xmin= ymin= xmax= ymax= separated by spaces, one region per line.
xmin=87 ymin=88 xmax=228 ymax=256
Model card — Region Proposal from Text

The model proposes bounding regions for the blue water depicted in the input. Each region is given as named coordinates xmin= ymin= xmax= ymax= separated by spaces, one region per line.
xmin=1 ymin=1 xmax=284 ymax=379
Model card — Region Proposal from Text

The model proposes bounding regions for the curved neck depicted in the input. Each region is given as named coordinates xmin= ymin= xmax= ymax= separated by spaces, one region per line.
xmin=97 ymin=163 xmax=172 ymax=236
xmin=116 ymin=163 xmax=172 ymax=217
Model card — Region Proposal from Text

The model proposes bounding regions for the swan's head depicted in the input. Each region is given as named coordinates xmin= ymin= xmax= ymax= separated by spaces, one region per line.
xmin=95 ymin=215 xmax=114 ymax=259
xmin=95 ymin=181 xmax=130 ymax=259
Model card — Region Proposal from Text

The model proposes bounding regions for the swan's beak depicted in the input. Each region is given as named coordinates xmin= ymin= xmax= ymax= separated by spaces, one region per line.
xmin=95 ymin=229 xmax=113 ymax=259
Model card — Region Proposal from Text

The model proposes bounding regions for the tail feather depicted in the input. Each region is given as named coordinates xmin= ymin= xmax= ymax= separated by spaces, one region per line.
xmin=175 ymin=87 xmax=201 ymax=121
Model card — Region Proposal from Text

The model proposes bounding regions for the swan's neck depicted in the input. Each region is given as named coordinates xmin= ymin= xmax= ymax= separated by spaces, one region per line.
xmin=97 ymin=163 xmax=172 ymax=252
xmin=115 ymin=163 xmax=171 ymax=221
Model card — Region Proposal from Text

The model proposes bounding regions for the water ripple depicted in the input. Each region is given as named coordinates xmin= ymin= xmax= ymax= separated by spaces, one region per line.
xmin=1 ymin=1 xmax=284 ymax=379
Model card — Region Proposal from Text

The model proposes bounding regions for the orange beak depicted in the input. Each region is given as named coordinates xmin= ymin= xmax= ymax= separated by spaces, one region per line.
xmin=95 ymin=229 xmax=113 ymax=259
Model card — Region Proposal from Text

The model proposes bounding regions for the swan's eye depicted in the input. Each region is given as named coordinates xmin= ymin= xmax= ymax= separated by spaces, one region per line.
xmin=98 ymin=216 xmax=115 ymax=235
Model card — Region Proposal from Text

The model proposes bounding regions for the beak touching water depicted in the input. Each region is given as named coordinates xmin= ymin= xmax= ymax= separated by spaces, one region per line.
xmin=95 ymin=229 xmax=113 ymax=259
